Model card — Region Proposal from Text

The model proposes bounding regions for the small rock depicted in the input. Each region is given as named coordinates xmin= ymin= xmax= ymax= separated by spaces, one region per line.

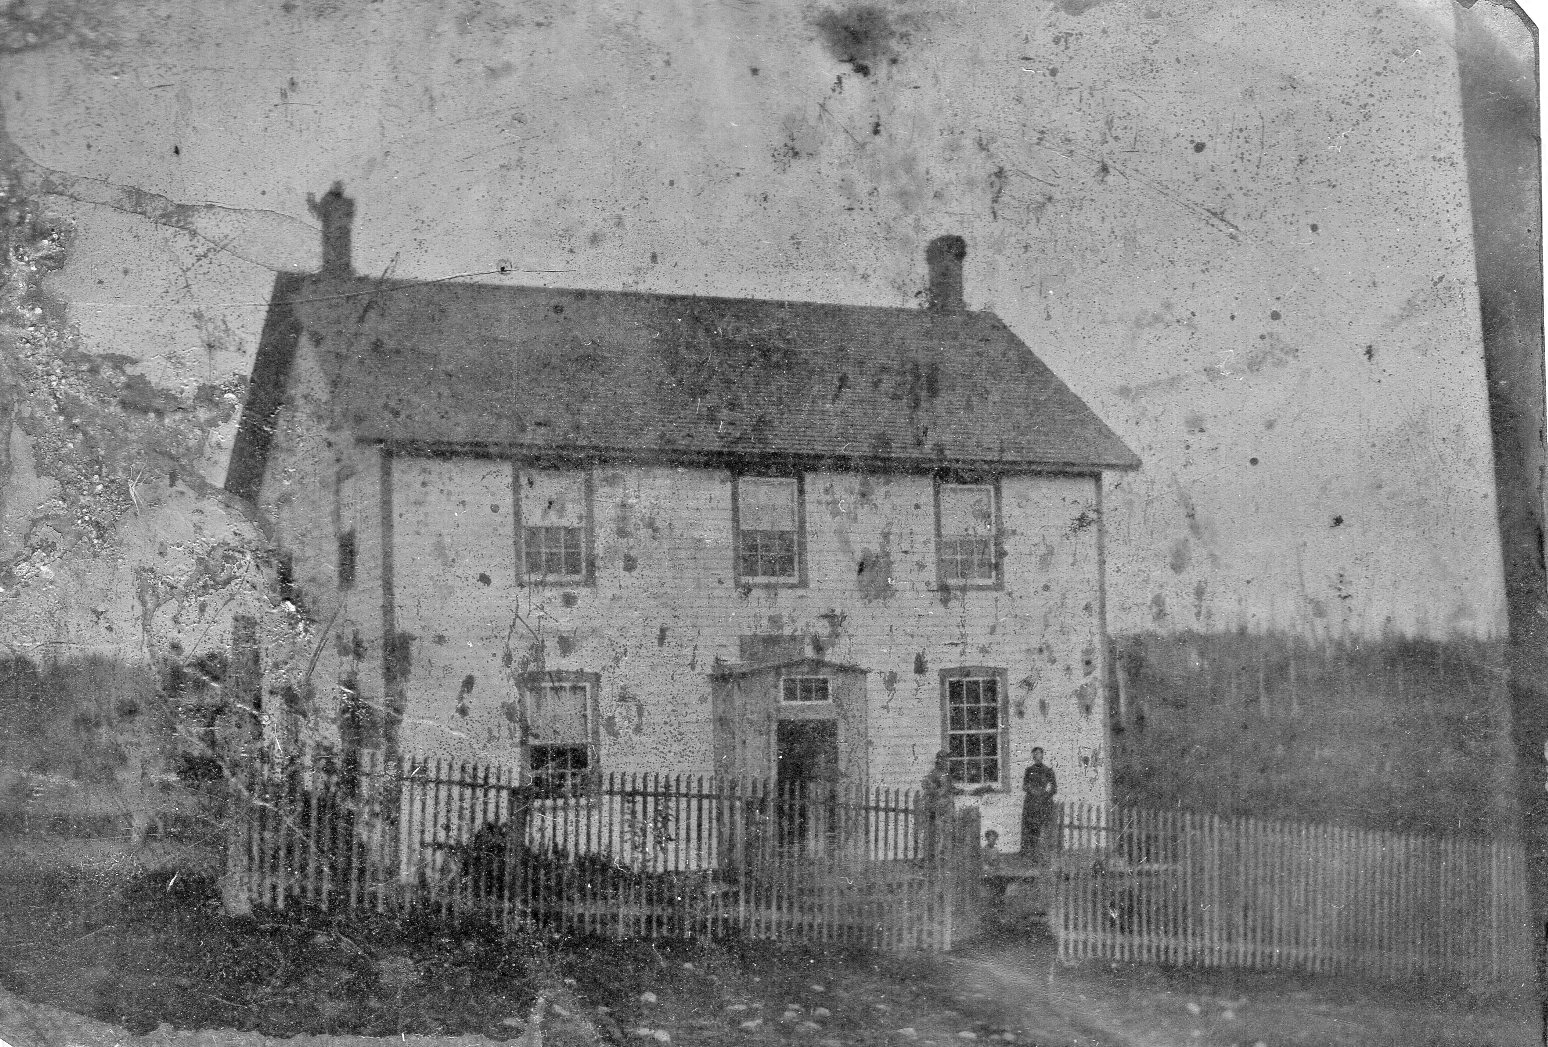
xmin=897 ymin=1029 xmax=918 ymax=1039
xmin=1221 ymin=1009 xmax=1236 ymax=1021
xmin=812 ymin=1008 xmax=831 ymax=1019
xmin=1254 ymin=1042 xmax=1269 ymax=1047
xmin=683 ymin=963 xmax=695 ymax=971
xmin=822 ymin=1040 xmax=843 ymax=1047
xmin=800 ymin=1021 xmax=822 ymax=1031
xmin=957 ymin=1034 xmax=977 ymax=1041
xmin=1185 ymin=1001 xmax=1201 ymax=1016
xmin=727 ymin=1004 xmax=749 ymax=1013
xmin=501 ymin=1018 xmax=525 ymax=1029
xmin=740 ymin=1019 xmax=764 ymax=1031
xmin=999 ymin=1036 xmax=1016 ymax=1043
xmin=641 ymin=992 xmax=659 ymax=1005
xmin=633 ymin=1028 xmax=656 ymax=1038
xmin=563 ymin=977 xmax=577 ymax=987
xmin=598 ymin=1006 xmax=612 ymax=1014
xmin=810 ymin=984 xmax=826 ymax=992
xmin=652 ymin=1032 xmax=671 ymax=1044
xmin=786 ymin=1004 xmax=804 ymax=1012
xmin=780 ymin=1012 xmax=798 ymax=1023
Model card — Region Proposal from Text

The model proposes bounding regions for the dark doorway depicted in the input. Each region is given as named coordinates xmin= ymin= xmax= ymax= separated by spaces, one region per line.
xmin=776 ymin=720 xmax=838 ymax=853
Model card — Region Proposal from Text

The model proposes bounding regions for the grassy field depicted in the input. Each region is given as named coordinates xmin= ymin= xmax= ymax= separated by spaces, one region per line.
xmin=1110 ymin=633 xmax=1516 ymax=837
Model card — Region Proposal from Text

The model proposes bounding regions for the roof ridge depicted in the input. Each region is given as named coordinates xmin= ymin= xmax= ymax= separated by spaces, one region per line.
xmin=295 ymin=273 xmax=1007 ymax=320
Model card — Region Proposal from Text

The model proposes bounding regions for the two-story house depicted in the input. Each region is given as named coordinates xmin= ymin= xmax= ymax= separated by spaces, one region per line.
xmin=225 ymin=185 xmax=1140 ymax=847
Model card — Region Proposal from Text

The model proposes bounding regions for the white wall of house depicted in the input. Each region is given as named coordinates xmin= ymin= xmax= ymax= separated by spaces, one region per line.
xmin=256 ymin=337 xmax=387 ymax=750
xmin=381 ymin=454 xmax=1112 ymax=847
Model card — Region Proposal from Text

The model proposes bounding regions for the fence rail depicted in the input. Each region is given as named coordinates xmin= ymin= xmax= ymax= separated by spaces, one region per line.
xmin=228 ymin=751 xmax=981 ymax=952
xmin=1052 ymin=802 xmax=1533 ymax=984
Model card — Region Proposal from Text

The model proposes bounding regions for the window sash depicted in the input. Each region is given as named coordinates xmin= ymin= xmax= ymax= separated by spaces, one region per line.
xmin=939 ymin=536 xmax=995 ymax=581
xmin=527 ymin=681 xmax=591 ymax=744
xmin=738 ymin=528 xmax=798 ymax=580
xmin=944 ymin=675 xmax=1003 ymax=786
xmin=781 ymin=676 xmax=832 ymax=703
xmin=738 ymin=477 xmax=798 ymax=531
xmin=529 ymin=744 xmax=591 ymax=797
xmin=524 ymin=524 xmax=585 ymax=578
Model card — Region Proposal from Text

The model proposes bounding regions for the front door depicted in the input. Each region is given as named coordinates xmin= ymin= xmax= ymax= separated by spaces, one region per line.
xmin=775 ymin=720 xmax=838 ymax=853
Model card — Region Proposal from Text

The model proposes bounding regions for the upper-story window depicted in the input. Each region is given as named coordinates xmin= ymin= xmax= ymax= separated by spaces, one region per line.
xmin=734 ymin=476 xmax=805 ymax=585
xmin=518 ymin=468 xmax=592 ymax=584
xmin=781 ymin=676 xmax=832 ymax=704
xmin=936 ymin=480 xmax=1000 ymax=586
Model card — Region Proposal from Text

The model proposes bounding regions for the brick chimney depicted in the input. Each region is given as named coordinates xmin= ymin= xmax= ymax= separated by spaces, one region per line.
xmin=306 ymin=181 xmax=355 ymax=276
xmin=925 ymin=235 xmax=967 ymax=311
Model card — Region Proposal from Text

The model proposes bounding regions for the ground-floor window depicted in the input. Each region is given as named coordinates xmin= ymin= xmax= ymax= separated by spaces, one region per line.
xmin=520 ymin=671 xmax=599 ymax=796
xmin=940 ymin=667 xmax=1008 ymax=787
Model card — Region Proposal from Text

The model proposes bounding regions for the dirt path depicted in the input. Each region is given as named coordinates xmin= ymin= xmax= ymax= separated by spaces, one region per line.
xmin=936 ymin=939 xmax=1539 ymax=1047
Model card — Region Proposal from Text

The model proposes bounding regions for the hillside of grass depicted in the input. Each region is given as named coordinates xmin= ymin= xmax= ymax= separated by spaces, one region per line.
xmin=1108 ymin=633 xmax=1517 ymax=838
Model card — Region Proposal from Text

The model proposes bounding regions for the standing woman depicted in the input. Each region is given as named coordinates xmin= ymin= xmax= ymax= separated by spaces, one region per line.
xmin=1020 ymin=747 xmax=1057 ymax=860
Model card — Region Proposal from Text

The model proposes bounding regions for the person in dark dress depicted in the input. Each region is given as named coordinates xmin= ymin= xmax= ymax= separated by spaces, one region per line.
xmin=1020 ymin=747 xmax=1057 ymax=860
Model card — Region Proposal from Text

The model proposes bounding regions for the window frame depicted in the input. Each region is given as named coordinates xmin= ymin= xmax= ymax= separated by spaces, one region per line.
xmin=933 ymin=474 xmax=1004 ymax=590
xmin=514 ymin=465 xmax=596 ymax=587
xmin=731 ymin=473 xmax=808 ymax=588
xmin=938 ymin=666 xmax=1010 ymax=791
xmin=780 ymin=675 xmax=834 ymax=705
xmin=517 ymin=669 xmax=601 ymax=797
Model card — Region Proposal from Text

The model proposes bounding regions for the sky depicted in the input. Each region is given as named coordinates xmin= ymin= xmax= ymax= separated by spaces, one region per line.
xmin=0 ymin=0 xmax=1517 ymax=642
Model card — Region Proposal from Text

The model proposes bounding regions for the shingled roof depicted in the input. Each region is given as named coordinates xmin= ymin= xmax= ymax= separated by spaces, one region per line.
xmin=226 ymin=270 xmax=1138 ymax=501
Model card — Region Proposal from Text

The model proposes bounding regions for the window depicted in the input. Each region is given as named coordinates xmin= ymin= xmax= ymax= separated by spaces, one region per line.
xmin=940 ymin=668 xmax=1008 ymax=787
xmin=518 ymin=469 xmax=591 ymax=584
xmin=734 ymin=476 xmax=804 ymax=584
xmin=337 ymin=529 xmax=357 ymax=589
xmin=781 ymin=676 xmax=832 ymax=703
xmin=521 ymin=672 xmax=598 ymax=797
xmin=936 ymin=481 xmax=999 ymax=585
